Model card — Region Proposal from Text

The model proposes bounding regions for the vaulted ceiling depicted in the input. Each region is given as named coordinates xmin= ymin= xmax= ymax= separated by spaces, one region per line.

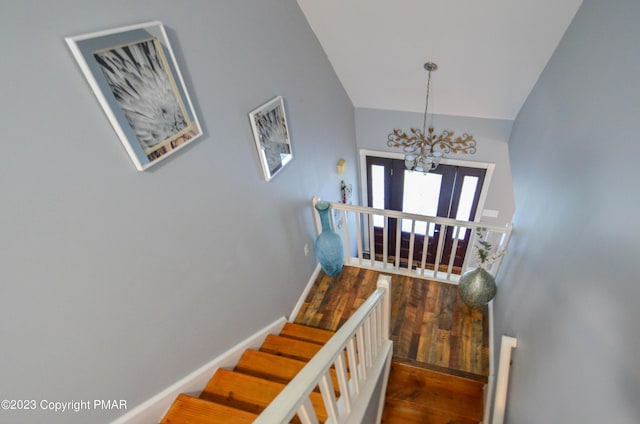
xmin=297 ymin=0 xmax=583 ymax=120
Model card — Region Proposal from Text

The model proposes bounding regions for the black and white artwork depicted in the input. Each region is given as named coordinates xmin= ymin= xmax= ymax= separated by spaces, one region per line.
xmin=249 ymin=96 xmax=293 ymax=181
xmin=67 ymin=21 xmax=202 ymax=170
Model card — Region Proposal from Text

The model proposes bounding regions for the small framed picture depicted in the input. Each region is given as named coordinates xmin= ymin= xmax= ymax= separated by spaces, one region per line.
xmin=66 ymin=21 xmax=202 ymax=170
xmin=249 ymin=96 xmax=293 ymax=181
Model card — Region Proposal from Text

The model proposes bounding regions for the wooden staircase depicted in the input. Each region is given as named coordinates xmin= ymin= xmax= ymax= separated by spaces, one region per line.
xmin=161 ymin=322 xmax=336 ymax=423
xmin=382 ymin=361 xmax=485 ymax=424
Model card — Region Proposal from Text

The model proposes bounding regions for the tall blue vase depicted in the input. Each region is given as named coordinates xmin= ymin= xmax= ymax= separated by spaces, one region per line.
xmin=314 ymin=201 xmax=344 ymax=277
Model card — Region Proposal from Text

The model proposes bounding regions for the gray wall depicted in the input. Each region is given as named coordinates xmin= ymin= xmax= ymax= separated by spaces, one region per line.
xmin=494 ymin=0 xmax=640 ymax=422
xmin=0 ymin=1 xmax=357 ymax=422
xmin=355 ymin=108 xmax=515 ymax=226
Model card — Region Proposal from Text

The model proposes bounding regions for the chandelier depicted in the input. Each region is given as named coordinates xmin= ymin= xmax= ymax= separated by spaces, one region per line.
xmin=387 ymin=62 xmax=476 ymax=172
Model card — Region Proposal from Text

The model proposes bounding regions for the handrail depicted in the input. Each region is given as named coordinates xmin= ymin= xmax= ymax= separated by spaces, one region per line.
xmin=323 ymin=202 xmax=510 ymax=233
xmin=313 ymin=197 xmax=512 ymax=285
xmin=254 ymin=275 xmax=392 ymax=424
xmin=492 ymin=335 xmax=518 ymax=424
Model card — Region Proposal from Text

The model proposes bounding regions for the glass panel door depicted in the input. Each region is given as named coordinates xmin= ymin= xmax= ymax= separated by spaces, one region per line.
xmin=366 ymin=155 xmax=486 ymax=270
xmin=391 ymin=162 xmax=456 ymax=267
xmin=366 ymin=156 xmax=395 ymax=260
xmin=443 ymin=167 xmax=486 ymax=267
xmin=370 ymin=164 xmax=386 ymax=228
xmin=401 ymin=170 xmax=441 ymax=236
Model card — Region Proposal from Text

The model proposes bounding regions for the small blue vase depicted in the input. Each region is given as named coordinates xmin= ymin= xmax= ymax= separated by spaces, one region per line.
xmin=314 ymin=201 xmax=344 ymax=277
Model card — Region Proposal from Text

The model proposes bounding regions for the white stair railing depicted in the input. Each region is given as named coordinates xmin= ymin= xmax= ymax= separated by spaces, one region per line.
xmin=254 ymin=275 xmax=393 ymax=424
xmin=491 ymin=335 xmax=518 ymax=424
xmin=313 ymin=197 xmax=512 ymax=285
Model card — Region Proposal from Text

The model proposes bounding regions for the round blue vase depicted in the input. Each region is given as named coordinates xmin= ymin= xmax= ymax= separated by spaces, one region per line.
xmin=314 ymin=201 xmax=344 ymax=277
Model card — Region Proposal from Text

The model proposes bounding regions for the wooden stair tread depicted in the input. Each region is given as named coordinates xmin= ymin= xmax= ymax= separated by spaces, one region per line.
xmin=389 ymin=361 xmax=485 ymax=394
xmin=394 ymin=356 xmax=488 ymax=383
xmin=382 ymin=398 xmax=480 ymax=424
xmin=383 ymin=361 xmax=484 ymax=422
xmin=200 ymin=369 xmax=328 ymax=422
xmin=280 ymin=322 xmax=335 ymax=345
xmin=260 ymin=334 xmax=323 ymax=362
xmin=235 ymin=349 xmax=341 ymax=396
xmin=235 ymin=349 xmax=307 ymax=383
xmin=161 ymin=394 xmax=257 ymax=424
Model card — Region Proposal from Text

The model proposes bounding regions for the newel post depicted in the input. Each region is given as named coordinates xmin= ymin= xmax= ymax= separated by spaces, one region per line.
xmin=376 ymin=274 xmax=392 ymax=340
xmin=312 ymin=196 xmax=322 ymax=235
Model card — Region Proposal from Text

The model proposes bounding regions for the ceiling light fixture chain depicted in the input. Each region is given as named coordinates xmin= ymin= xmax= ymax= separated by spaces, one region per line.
xmin=422 ymin=61 xmax=436 ymax=134
xmin=387 ymin=61 xmax=476 ymax=172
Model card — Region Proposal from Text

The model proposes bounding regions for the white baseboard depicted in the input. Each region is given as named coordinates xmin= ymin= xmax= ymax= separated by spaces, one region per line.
xmin=289 ymin=263 xmax=321 ymax=321
xmin=112 ymin=317 xmax=288 ymax=424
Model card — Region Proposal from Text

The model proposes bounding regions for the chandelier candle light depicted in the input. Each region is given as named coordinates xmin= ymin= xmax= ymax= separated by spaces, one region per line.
xmin=387 ymin=62 xmax=477 ymax=172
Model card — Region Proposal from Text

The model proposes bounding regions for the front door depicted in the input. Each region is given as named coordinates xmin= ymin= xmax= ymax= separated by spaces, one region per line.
xmin=366 ymin=156 xmax=486 ymax=270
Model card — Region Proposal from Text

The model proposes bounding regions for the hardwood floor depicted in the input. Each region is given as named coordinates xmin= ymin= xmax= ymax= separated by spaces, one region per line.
xmin=295 ymin=266 xmax=488 ymax=422
xmin=294 ymin=266 xmax=489 ymax=379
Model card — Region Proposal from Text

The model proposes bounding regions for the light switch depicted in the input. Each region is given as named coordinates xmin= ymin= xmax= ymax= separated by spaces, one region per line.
xmin=482 ymin=209 xmax=499 ymax=218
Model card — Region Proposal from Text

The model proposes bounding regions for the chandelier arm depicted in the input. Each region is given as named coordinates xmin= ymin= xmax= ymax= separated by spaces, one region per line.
xmin=437 ymin=142 xmax=452 ymax=155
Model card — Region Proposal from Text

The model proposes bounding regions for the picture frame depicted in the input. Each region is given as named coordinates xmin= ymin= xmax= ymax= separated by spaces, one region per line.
xmin=249 ymin=96 xmax=293 ymax=181
xmin=66 ymin=21 xmax=202 ymax=171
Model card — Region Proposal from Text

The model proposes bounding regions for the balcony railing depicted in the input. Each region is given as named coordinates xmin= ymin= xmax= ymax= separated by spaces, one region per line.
xmin=313 ymin=197 xmax=512 ymax=284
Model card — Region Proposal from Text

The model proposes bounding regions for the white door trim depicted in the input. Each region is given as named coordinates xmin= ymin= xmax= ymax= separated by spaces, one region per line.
xmin=358 ymin=148 xmax=495 ymax=223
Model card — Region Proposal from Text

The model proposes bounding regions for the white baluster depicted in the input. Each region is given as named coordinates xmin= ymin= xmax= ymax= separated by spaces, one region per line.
xmin=408 ymin=219 xmax=416 ymax=270
xmin=319 ymin=373 xmax=339 ymax=422
xmin=369 ymin=213 xmax=375 ymax=267
xmin=461 ymin=226 xmax=477 ymax=272
xmin=357 ymin=326 xmax=367 ymax=380
xmin=364 ymin=316 xmax=373 ymax=368
xmin=341 ymin=209 xmax=350 ymax=264
xmin=355 ymin=212 xmax=363 ymax=265
xmin=370 ymin=305 xmax=378 ymax=357
xmin=383 ymin=216 xmax=389 ymax=268
xmin=420 ymin=221 xmax=431 ymax=277
xmin=394 ymin=221 xmax=402 ymax=269
xmin=434 ymin=224 xmax=446 ymax=279
xmin=447 ymin=226 xmax=461 ymax=279
xmin=346 ymin=337 xmax=360 ymax=395
xmin=297 ymin=398 xmax=319 ymax=424
xmin=335 ymin=353 xmax=351 ymax=414
xmin=373 ymin=303 xmax=381 ymax=350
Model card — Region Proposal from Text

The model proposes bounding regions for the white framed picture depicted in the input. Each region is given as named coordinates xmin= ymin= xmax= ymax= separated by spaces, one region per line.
xmin=249 ymin=96 xmax=293 ymax=181
xmin=66 ymin=21 xmax=202 ymax=170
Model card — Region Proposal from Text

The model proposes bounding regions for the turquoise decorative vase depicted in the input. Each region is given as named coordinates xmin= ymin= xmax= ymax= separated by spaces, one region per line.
xmin=314 ymin=201 xmax=344 ymax=277
xmin=458 ymin=267 xmax=497 ymax=307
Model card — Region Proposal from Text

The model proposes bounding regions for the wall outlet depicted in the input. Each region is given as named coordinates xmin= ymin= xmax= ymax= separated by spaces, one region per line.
xmin=304 ymin=243 xmax=309 ymax=256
